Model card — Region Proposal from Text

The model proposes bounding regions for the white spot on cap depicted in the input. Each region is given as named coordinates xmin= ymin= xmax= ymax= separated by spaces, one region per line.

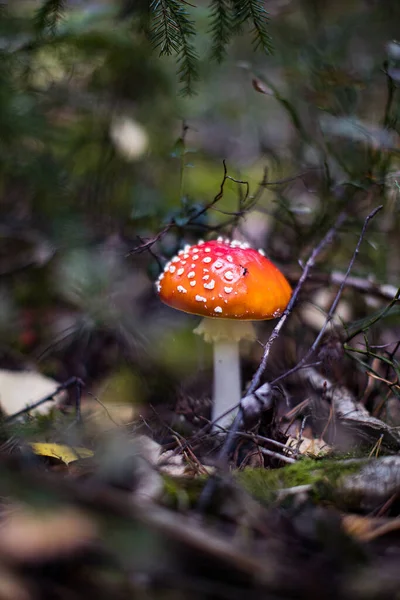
xmin=227 ymin=255 xmax=233 ymax=263
xmin=198 ymin=240 xmax=204 ymax=245
xmin=193 ymin=255 xmax=199 ymax=260
xmin=204 ymin=280 xmax=215 ymax=290
xmin=181 ymin=261 xmax=187 ymax=265
xmin=203 ymin=257 xmax=212 ymax=263
xmin=195 ymin=295 xmax=207 ymax=302
xmin=172 ymin=256 xmax=180 ymax=263
xmin=188 ymin=271 xmax=195 ymax=279
xmin=224 ymin=286 xmax=233 ymax=293
xmin=214 ymin=306 xmax=223 ymax=313
xmin=203 ymin=275 xmax=209 ymax=280
xmin=224 ymin=271 xmax=234 ymax=281
xmin=214 ymin=260 xmax=223 ymax=269
xmin=159 ymin=273 xmax=165 ymax=280
xmin=184 ymin=245 xmax=191 ymax=252
xmin=169 ymin=265 xmax=176 ymax=273
xmin=177 ymin=285 xmax=187 ymax=293
xmin=217 ymin=237 xmax=223 ymax=242
xmin=178 ymin=250 xmax=184 ymax=255
xmin=258 ymin=248 xmax=266 ymax=256
xmin=205 ymin=247 xmax=211 ymax=253
xmin=191 ymin=264 xmax=195 ymax=268
xmin=190 ymin=281 xmax=196 ymax=287
xmin=183 ymin=254 xmax=189 ymax=259
xmin=177 ymin=268 xmax=184 ymax=276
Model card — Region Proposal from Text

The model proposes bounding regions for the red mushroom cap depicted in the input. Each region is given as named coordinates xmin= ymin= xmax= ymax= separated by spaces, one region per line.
xmin=156 ymin=238 xmax=292 ymax=320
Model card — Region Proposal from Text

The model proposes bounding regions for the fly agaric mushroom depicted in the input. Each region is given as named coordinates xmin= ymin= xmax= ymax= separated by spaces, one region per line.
xmin=155 ymin=238 xmax=292 ymax=429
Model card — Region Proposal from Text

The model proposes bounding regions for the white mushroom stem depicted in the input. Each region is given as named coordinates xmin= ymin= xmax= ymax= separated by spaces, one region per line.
xmin=212 ymin=338 xmax=241 ymax=429
xmin=194 ymin=318 xmax=256 ymax=430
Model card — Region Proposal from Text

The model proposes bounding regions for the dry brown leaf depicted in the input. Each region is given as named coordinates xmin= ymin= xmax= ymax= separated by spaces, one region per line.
xmin=251 ymin=78 xmax=274 ymax=95
xmin=342 ymin=514 xmax=400 ymax=542
xmin=285 ymin=436 xmax=331 ymax=457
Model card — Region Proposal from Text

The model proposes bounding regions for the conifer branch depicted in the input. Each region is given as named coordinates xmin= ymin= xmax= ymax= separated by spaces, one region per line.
xmin=230 ymin=0 xmax=272 ymax=53
xmin=208 ymin=0 xmax=233 ymax=63
xmin=35 ymin=0 xmax=66 ymax=35
xmin=150 ymin=0 xmax=199 ymax=94
xmin=150 ymin=0 xmax=181 ymax=55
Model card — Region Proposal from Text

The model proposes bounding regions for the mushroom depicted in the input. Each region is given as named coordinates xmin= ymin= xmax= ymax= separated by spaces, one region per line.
xmin=155 ymin=238 xmax=292 ymax=429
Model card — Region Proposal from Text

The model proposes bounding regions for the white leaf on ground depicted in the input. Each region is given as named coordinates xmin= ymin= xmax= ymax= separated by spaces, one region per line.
xmin=0 ymin=369 xmax=65 ymax=416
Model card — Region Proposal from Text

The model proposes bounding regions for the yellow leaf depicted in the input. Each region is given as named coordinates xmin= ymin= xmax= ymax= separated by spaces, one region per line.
xmin=29 ymin=443 xmax=94 ymax=465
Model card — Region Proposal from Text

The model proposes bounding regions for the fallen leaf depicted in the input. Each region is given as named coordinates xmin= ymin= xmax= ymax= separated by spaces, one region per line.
xmin=0 ymin=370 xmax=66 ymax=417
xmin=285 ymin=436 xmax=331 ymax=457
xmin=30 ymin=443 xmax=94 ymax=464
xmin=342 ymin=514 xmax=400 ymax=542
xmin=252 ymin=78 xmax=274 ymax=95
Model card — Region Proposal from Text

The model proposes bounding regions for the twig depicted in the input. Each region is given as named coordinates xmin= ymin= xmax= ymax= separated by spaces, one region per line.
xmin=127 ymin=161 xmax=232 ymax=257
xmin=127 ymin=163 xmax=311 ymax=259
xmin=75 ymin=378 xmax=83 ymax=423
xmin=4 ymin=377 xmax=85 ymax=423
xmin=257 ymin=446 xmax=296 ymax=464
xmin=249 ymin=209 xmax=348 ymax=394
xmin=260 ymin=168 xmax=322 ymax=188
xmin=272 ymin=205 xmax=383 ymax=385
xmin=345 ymin=286 xmax=400 ymax=343
xmin=198 ymin=206 xmax=383 ymax=510
xmin=239 ymin=431 xmax=297 ymax=454
xmin=284 ymin=268 xmax=398 ymax=301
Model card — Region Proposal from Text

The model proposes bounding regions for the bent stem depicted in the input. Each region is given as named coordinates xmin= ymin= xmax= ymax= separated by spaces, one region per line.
xmin=213 ymin=339 xmax=240 ymax=429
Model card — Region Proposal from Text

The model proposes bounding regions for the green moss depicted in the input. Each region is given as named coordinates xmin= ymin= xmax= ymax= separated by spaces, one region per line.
xmin=235 ymin=457 xmax=364 ymax=505
xmin=162 ymin=474 xmax=206 ymax=509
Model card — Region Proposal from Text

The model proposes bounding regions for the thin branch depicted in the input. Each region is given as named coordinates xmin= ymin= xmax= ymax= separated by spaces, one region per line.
xmin=345 ymin=286 xmax=400 ymax=343
xmin=4 ymin=377 xmax=84 ymax=423
xmin=127 ymin=160 xmax=234 ymax=257
xmin=284 ymin=268 xmax=398 ymax=301
xmin=256 ymin=445 xmax=296 ymax=464
xmin=247 ymin=209 xmax=348 ymax=395
xmin=272 ymin=205 xmax=384 ymax=386
xmin=197 ymin=206 xmax=383 ymax=510
xmin=128 ymin=163 xmax=316 ymax=259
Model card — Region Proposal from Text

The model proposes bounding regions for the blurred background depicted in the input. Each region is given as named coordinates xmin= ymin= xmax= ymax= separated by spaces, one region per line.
xmin=1 ymin=0 xmax=400 ymax=431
